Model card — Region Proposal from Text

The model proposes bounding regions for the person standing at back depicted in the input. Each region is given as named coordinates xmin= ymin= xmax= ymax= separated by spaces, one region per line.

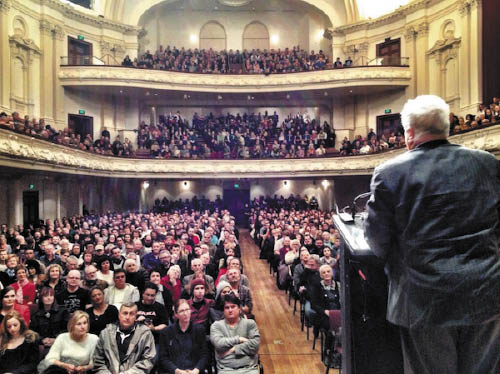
xmin=365 ymin=95 xmax=500 ymax=374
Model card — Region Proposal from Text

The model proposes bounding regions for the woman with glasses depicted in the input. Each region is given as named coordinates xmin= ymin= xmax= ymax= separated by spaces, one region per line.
xmin=158 ymin=299 xmax=208 ymax=374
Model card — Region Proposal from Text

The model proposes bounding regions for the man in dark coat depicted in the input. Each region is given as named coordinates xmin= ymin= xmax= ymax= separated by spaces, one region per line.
xmin=365 ymin=95 xmax=500 ymax=374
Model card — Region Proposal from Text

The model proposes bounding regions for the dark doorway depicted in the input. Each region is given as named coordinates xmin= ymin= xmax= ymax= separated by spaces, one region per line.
xmin=69 ymin=114 xmax=93 ymax=140
xmin=23 ymin=191 xmax=39 ymax=226
xmin=376 ymin=37 xmax=401 ymax=65
xmin=68 ymin=36 xmax=93 ymax=65
xmin=376 ymin=113 xmax=403 ymax=139
xmin=223 ymin=189 xmax=250 ymax=227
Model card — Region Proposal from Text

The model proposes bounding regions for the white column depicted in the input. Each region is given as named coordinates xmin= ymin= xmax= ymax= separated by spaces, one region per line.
xmin=0 ymin=0 xmax=11 ymax=111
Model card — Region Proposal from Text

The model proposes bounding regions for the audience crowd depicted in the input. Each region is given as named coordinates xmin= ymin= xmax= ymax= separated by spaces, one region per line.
xmin=122 ymin=46 xmax=353 ymax=75
xmin=1 ymin=96 xmax=497 ymax=161
xmin=248 ymin=195 xmax=341 ymax=366
xmin=0 ymin=196 xmax=262 ymax=374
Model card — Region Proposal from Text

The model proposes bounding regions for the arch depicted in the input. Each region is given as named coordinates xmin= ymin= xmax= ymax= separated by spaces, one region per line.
xmin=441 ymin=19 xmax=455 ymax=40
xmin=242 ymin=21 xmax=269 ymax=51
xmin=124 ymin=0 xmax=345 ymax=29
xmin=12 ymin=16 xmax=28 ymax=38
xmin=199 ymin=21 xmax=227 ymax=51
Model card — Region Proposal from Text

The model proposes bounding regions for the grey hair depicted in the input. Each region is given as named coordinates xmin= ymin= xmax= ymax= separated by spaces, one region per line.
xmin=401 ymin=95 xmax=450 ymax=137
xmin=310 ymin=254 xmax=321 ymax=266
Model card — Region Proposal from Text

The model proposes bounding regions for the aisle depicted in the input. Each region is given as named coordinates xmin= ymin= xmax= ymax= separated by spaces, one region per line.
xmin=239 ymin=230 xmax=335 ymax=374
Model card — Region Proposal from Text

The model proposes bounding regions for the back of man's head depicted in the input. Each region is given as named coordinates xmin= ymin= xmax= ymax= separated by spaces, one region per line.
xmin=401 ymin=95 xmax=449 ymax=137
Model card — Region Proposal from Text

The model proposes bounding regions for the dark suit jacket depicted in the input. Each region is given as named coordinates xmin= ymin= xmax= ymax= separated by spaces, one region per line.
xmin=365 ymin=139 xmax=500 ymax=328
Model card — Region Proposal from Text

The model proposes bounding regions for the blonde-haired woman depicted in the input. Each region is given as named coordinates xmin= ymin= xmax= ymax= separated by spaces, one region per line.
xmin=42 ymin=264 xmax=66 ymax=295
xmin=38 ymin=310 xmax=98 ymax=374
xmin=0 ymin=311 xmax=39 ymax=373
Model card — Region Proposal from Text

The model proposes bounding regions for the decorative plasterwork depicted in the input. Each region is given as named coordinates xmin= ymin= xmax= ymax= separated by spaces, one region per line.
xmin=15 ymin=0 xmax=141 ymax=34
xmin=0 ymin=0 xmax=11 ymax=13
xmin=427 ymin=36 xmax=461 ymax=57
xmin=217 ymin=0 xmax=255 ymax=6
xmin=59 ymin=66 xmax=411 ymax=93
xmin=0 ymin=126 xmax=498 ymax=178
xmin=9 ymin=34 xmax=41 ymax=55
xmin=335 ymin=0 xmax=445 ymax=34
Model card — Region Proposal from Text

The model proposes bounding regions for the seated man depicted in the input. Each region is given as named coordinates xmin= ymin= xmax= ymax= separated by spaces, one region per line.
xmin=188 ymin=278 xmax=214 ymax=330
xmin=136 ymin=282 xmax=169 ymax=344
xmin=210 ymin=293 xmax=260 ymax=374
xmin=56 ymin=269 xmax=91 ymax=314
xmin=93 ymin=302 xmax=156 ymax=374
xmin=217 ymin=257 xmax=250 ymax=288
xmin=104 ymin=268 xmax=140 ymax=310
xmin=226 ymin=268 xmax=253 ymax=318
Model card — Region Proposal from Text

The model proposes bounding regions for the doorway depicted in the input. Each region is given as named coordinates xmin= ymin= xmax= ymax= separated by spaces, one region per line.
xmin=223 ymin=189 xmax=250 ymax=227
xmin=23 ymin=191 xmax=39 ymax=226
xmin=376 ymin=114 xmax=403 ymax=139
xmin=68 ymin=36 xmax=93 ymax=65
xmin=376 ymin=37 xmax=401 ymax=65
xmin=69 ymin=114 xmax=93 ymax=140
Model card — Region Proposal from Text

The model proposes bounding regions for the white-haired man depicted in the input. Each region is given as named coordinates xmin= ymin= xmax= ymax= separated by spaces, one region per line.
xmin=365 ymin=95 xmax=500 ymax=374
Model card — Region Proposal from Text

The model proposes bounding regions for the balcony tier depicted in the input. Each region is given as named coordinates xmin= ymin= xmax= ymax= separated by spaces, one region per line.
xmin=59 ymin=65 xmax=412 ymax=93
xmin=0 ymin=126 xmax=499 ymax=179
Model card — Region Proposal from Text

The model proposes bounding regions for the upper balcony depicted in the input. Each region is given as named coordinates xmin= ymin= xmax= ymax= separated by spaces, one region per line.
xmin=59 ymin=58 xmax=412 ymax=93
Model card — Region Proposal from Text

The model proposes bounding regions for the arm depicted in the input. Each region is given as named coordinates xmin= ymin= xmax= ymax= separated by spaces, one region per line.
xmin=92 ymin=335 xmax=113 ymax=374
xmin=158 ymin=328 xmax=178 ymax=374
xmin=210 ymin=322 xmax=240 ymax=353
xmin=234 ymin=320 xmax=260 ymax=357
xmin=123 ymin=329 xmax=156 ymax=374
xmin=364 ymin=168 xmax=395 ymax=261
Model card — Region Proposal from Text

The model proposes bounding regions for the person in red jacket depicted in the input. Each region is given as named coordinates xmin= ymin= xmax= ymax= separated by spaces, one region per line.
xmin=188 ymin=278 xmax=214 ymax=331
xmin=11 ymin=265 xmax=36 ymax=305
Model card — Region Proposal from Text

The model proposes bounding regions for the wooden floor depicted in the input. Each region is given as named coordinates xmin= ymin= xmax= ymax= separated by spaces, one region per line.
xmin=240 ymin=230 xmax=338 ymax=374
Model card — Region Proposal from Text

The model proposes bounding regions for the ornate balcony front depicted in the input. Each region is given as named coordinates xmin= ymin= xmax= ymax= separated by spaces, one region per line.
xmin=1 ymin=125 xmax=498 ymax=179
xmin=59 ymin=65 xmax=412 ymax=93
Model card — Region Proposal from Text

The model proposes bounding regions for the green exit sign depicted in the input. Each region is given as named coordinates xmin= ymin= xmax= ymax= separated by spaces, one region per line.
xmin=79 ymin=109 xmax=85 ymax=115
xmin=77 ymin=35 xmax=85 ymax=41
xmin=29 ymin=183 xmax=35 ymax=190
xmin=234 ymin=183 xmax=240 ymax=189
xmin=385 ymin=109 xmax=392 ymax=114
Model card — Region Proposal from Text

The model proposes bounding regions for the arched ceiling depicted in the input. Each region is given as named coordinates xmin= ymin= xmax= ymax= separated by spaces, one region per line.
xmin=104 ymin=0 xmax=356 ymax=28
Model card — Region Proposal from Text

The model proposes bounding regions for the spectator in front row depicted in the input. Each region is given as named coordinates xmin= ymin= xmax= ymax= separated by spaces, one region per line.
xmin=37 ymin=311 xmax=99 ymax=374
xmin=93 ymin=303 xmax=156 ymax=374
xmin=0 ymin=310 xmax=39 ymax=374
xmin=159 ymin=299 xmax=209 ymax=374
xmin=210 ymin=293 xmax=260 ymax=374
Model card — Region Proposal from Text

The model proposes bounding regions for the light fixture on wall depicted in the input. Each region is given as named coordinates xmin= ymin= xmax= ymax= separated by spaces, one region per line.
xmin=283 ymin=180 xmax=289 ymax=188
xmin=189 ymin=34 xmax=198 ymax=44
xmin=142 ymin=181 xmax=150 ymax=190
xmin=317 ymin=29 xmax=324 ymax=41
xmin=182 ymin=181 xmax=190 ymax=190
xmin=271 ymin=34 xmax=279 ymax=44
xmin=322 ymin=180 xmax=329 ymax=188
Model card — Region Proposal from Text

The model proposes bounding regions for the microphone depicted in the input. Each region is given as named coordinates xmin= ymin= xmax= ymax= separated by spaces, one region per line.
xmin=352 ymin=192 xmax=372 ymax=220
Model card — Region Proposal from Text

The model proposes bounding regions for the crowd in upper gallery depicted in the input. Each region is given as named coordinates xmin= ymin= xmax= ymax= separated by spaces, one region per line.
xmin=121 ymin=46 xmax=353 ymax=74
xmin=0 ymin=194 xmax=334 ymax=373
xmin=0 ymin=96 xmax=498 ymax=160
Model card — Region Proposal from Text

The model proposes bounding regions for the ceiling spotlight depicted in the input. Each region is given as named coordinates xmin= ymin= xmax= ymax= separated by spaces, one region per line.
xmin=286 ymin=94 xmax=290 ymax=100
xmin=146 ymin=91 xmax=150 ymax=96
xmin=217 ymin=95 xmax=223 ymax=100
xmin=324 ymin=91 xmax=328 ymax=96
xmin=119 ymin=90 xmax=123 ymax=94
xmin=142 ymin=181 xmax=150 ymax=190
xmin=322 ymin=180 xmax=329 ymax=188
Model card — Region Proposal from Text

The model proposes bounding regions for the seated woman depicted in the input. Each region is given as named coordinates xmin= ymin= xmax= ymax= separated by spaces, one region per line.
xmin=96 ymin=256 xmax=114 ymax=287
xmin=161 ymin=265 xmax=182 ymax=306
xmin=37 ymin=310 xmax=99 ymax=374
xmin=0 ymin=286 xmax=30 ymax=326
xmin=209 ymin=281 xmax=232 ymax=324
xmin=159 ymin=299 xmax=208 ymax=374
xmin=30 ymin=287 xmax=69 ymax=357
xmin=149 ymin=270 xmax=173 ymax=319
xmin=310 ymin=264 xmax=341 ymax=355
xmin=11 ymin=265 xmax=36 ymax=305
xmin=0 ymin=311 xmax=40 ymax=374
xmin=85 ymin=286 xmax=118 ymax=336
xmin=42 ymin=264 xmax=66 ymax=296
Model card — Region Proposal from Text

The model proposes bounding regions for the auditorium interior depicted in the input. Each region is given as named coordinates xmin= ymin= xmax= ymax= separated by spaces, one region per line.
xmin=0 ymin=0 xmax=499 ymax=373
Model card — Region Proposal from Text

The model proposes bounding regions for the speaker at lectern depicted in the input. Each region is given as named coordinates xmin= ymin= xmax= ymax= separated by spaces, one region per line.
xmin=334 ymin=196 xmax=404 ymax=374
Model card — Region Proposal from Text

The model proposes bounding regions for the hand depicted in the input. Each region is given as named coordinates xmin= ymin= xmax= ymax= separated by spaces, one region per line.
xmin=136 ymin=316 xmax=146 ymax=322
xmin=74 ymin=366 xmax=87 ymax=374
xmin=299 ymin=286 xmax=306 ymax=293
xmin=239 ymin=337 xmax=248 ymax=343
xmin=63 ymin=363 xmax=76 ymax=373
xmin=325 ymin=310 xmax=330 ymax=317
xmin=220 ymin=346 xmax=236 ymax=357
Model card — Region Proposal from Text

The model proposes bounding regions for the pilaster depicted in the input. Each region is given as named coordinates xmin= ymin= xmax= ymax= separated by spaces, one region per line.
xmin=53 ymin=24 xmax=65 ymax=128
xmin=39 ymin=19 xmax=54 ymax=123
xmin=0 ymin=0 xmax=11 ymax=111
xmin=405 ymin=26 xmax=418 ymax=98
xmin=416 ymin=22 xmax=429 ymax=95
